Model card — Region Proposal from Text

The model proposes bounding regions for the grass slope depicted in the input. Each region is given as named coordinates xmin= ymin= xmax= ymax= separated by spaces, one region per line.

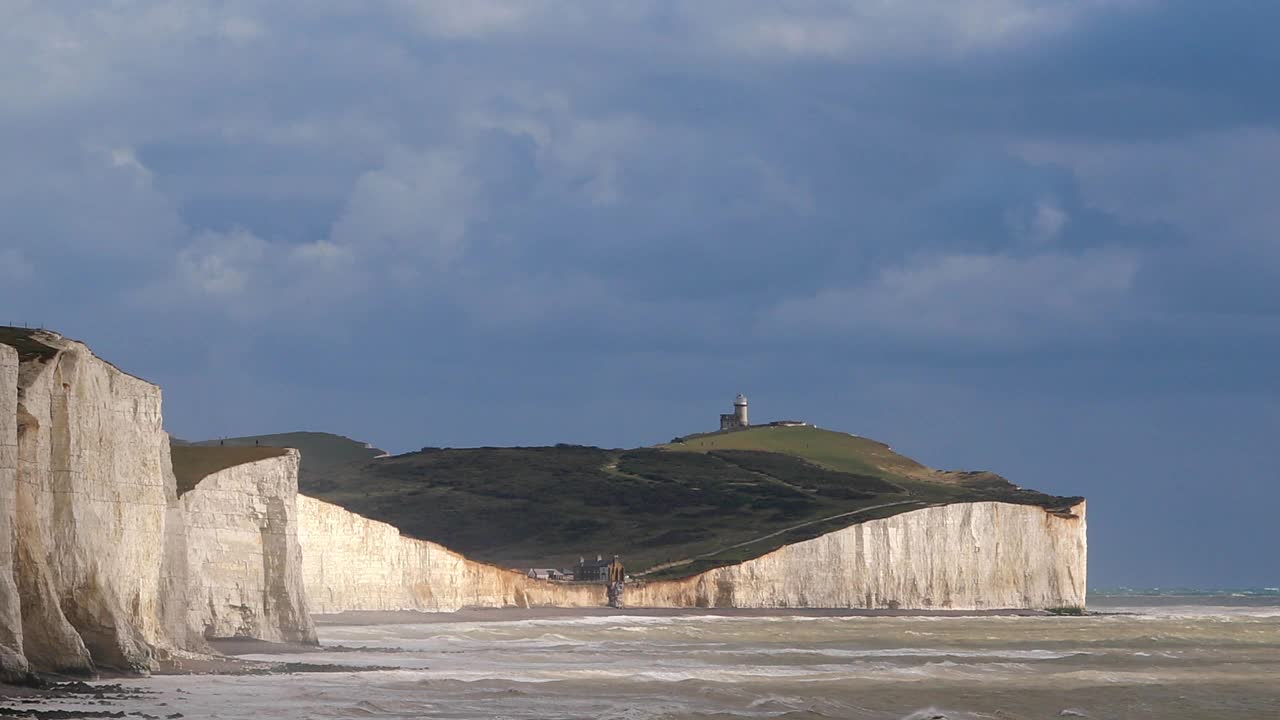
xmin=258 ymin=425 xmax=1080 ymax=579
xmin=667 ymin=426 xmax=929 ymax=479
xmin=170 ymin=445 xmax=290 ymax=496
xmin=190 ymin=432 xmax=385 ymax=484
xmin=0 ymin=326 xmax=60 ymax=362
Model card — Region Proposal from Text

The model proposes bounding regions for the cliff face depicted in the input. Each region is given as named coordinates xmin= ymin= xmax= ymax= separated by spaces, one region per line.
xmin=0 ymin=345 xmax=27 ymax=682
xmin=0 ymin=332 xmax=314 ymax=678
xmin=180 ymin=450 xmax=315 ymax=644
xmin=628 ymin=501 xmax=1087 ymax=610
xmin=298 ymin=497 xmax=1084 ymax=614
xmin=297 ymin=496 xmax=602 ymax=613
xmin=3 ymin=333 xmax=179 ymax=674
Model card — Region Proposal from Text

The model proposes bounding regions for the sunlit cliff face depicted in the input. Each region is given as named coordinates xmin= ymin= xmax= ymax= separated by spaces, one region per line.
xmin=0 ymin=333 xmax=316 ymax=677
xmin=297 ymin=495 xmax=1085 ymax=614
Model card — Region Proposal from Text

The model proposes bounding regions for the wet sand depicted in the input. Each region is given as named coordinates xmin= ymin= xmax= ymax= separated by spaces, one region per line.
xmin=0 ymin=681 xmax=162 ymax=720
xmin=205 ymin=637 xmax=326 ymax=658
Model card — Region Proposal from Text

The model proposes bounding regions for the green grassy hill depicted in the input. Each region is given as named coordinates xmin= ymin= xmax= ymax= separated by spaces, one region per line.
xmin=668 ymin=426 xmax=937 ymax=479
xmin=209 ymin=426 xmax=1081 ymax=579
xmin=189 ymin=432 xmax=385 ymax=485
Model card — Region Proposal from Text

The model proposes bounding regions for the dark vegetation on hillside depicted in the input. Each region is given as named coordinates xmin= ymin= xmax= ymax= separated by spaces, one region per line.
xmin=279 ymin=428 xmax=1082 ymax=577
xmin=708 ymin=450 xmax=901 ymax=498
xmin=0 ymin=327 xmax=59 ymax=362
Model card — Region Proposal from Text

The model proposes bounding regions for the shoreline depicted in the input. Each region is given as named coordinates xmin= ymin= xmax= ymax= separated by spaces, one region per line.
xmin=311 ymin=605 xmax=1050 ymax=626
xmin=2 ymin=606 xmax=1052 ymax=686
xmin=1 ymin=605 xmax=1053 ymax=711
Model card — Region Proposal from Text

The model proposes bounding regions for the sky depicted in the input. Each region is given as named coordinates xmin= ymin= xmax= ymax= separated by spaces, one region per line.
xmin=1 ymin=1 xmax=1277 ymax=589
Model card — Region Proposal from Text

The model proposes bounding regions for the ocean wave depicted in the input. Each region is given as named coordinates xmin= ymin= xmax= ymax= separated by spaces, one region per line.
xmin=86 ymin=607 xmax=1280 ymax=720
xmin=321 ymin=613 xmax=881 ymax=637
xmin=1091 ymin=605 xmax=1280 ymax=619
xmin=1092 ymin=587 xmax=1280 ymax=598
xmin=752 ymin=647 xmax=1087 ymax=660
xmin=219 ymin=658 xmax=1064 ymax=687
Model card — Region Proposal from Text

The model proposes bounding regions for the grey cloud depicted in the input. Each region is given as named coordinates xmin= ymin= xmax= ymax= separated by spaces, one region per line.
xmin=3 ymin=0 xmax=1280 ymax=587
xmin=1017 ymin=130 xmax=1280 ymax=248
xmin=391 ymin=0 xmax=1132 ymax=62
xmin=760 ymin=250 xmax=1138 ymax=345
xmin=1018 ymin=131 xmax=1280 ymax=318
xmin=330 ymin=149 xmax=477 ymax=267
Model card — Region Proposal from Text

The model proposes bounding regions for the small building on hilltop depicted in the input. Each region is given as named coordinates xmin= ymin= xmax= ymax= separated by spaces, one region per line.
xmin=719 ymin=393 xmax=750 ymax=431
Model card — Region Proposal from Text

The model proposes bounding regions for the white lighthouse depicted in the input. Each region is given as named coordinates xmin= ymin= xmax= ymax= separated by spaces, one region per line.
xmin=719 ymin=393 xmax=750 ymax=431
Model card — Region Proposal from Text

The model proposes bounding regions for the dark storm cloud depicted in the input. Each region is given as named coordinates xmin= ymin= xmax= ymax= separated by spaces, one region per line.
xmin=1 ymin=1 xmax=1276 ymax=587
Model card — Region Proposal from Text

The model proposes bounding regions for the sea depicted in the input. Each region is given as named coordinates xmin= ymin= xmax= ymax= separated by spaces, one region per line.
xmin=15 ymin=590 xmax=1280 ymax=719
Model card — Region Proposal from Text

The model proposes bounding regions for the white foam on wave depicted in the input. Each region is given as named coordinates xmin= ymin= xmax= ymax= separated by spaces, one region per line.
xmin=320 ymin=612 xmax=881 ymax=638
xmin=225 ymin=656 xmax=1053 ymax=686
xmin=752 ymin=647 xmax=1087 ymax=661
xmin=899 ymin=708 xmax=988 ymax=720
xmin=313 ymin=626 xmax=1091 ymax=665
xmin=317 ymin=613 xmax=1055 ymax=650
xmin=1097 ymin=605 xmax=1280 ymax=620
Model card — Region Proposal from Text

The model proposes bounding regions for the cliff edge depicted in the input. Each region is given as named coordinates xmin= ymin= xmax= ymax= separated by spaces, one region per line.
xmin=174 ymin=446 xmax=316 ymax=644
xmin=0 ymin=329 xmax=181 ymax=676
xmin=628 ymin=500 xmax=1086 ymax=610
xmin=0 ymin=329 xmax=314 ymax=679
xmin=288 ymin=427 xmax=1082 ymax=580
xmin=298 ymin=496 xmax=602 ymax=613
xmin=1 ymin=343 xmax=27 ymax=682
xmin=295 ymin=497 xmax=1085 ymax=613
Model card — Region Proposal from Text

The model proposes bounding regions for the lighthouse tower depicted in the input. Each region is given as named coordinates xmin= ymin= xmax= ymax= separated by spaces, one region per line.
xmin=719 ymin=393 xmax=750 ymax=431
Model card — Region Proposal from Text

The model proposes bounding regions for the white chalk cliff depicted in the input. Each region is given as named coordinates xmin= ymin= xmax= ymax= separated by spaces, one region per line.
xmin=2 ymin=332 xmax=180 ymax=676
xmin=298 ymin=496 xmax=602 ymax=612
xmin=627 ymin=501 xmax=1086 ymax=610
xmin=2 ymin=330 xmax=1087 ymax=680
xmin=0 ymin=331 xmax=313 ymax=679
xmin=180 ymin=450 xmax=315 ymax=644
xmin=1 ymin=344 xmax=26 ymax=682
xmin=296 ymin=497 xmax=1084 ymax=614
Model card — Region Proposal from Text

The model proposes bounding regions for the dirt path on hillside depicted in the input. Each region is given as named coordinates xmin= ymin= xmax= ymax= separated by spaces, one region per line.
xmin=637 ymin=499 xmax=925 ymax=577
